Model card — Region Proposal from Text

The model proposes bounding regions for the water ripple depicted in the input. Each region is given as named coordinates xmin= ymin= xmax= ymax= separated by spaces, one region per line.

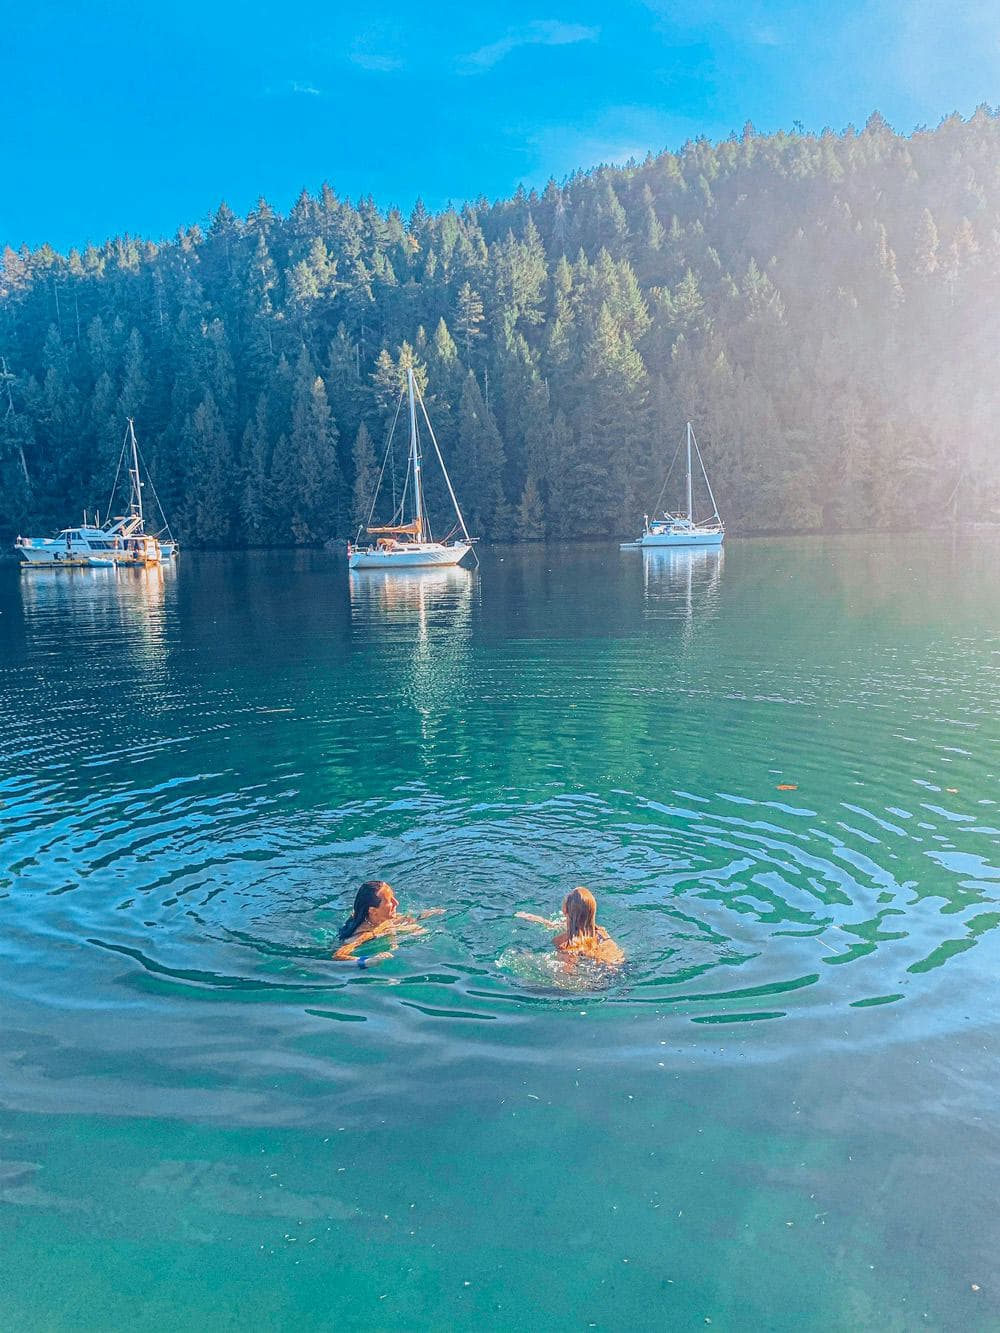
xmin=0 ymin=541 xmax=998 ymax=1082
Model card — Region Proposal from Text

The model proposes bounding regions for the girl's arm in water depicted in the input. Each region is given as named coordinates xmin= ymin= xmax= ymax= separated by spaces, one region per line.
xmin=333 ymin=922 xmax=390 ymax=962
xmin=332 ymin=912 xmax=437 ymax=964
xmin=516 ymin=911 xmax=564 ymax=930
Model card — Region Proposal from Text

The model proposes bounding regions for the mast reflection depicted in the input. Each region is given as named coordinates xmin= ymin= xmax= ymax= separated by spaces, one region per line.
xmin=348 ymin=567 xmax=476 ymax=747
xmin=641 ymin=547 xmax=724 ymax=646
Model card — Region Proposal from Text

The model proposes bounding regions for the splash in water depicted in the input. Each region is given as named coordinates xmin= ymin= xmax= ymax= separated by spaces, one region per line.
xmin=495 ymin=945 xmax=623 ymax=993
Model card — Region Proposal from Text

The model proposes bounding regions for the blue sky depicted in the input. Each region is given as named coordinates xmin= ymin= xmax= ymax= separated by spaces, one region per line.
xmin=3 ymin=0 xmax=999 ymax=251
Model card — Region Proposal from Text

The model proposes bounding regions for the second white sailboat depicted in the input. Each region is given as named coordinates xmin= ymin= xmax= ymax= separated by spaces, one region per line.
xmin=622 ymin=421 xmax=724 ymax=550
xmin=348 ymin=368 xmax=477 ymax=570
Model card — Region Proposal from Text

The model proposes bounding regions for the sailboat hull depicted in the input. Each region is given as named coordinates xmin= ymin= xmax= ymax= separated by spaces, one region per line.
xmin=348 ymin=542 xmax=472 ymax=570
xmin=635 ymin=529 xmax=724 ymax=549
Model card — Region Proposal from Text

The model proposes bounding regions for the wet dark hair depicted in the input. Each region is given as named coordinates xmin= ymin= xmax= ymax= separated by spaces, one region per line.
xmin=338 ymin=880 xmax=391 ymax=940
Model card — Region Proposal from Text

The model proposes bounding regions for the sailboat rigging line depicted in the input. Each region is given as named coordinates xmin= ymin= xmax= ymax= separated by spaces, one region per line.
xmin=104 ymin=420 xmax=174 ymax=538
xmin=106 ymin=421 xmax=130 ymax=517
xmin=134 ymin=433 xmax=175 ymax=541
xmin=651 ymin=434 xmax=684 ymax=517
xmin=944 ymin=465 xmax=964 ymax=513
xmin=360 ymin=389 xmax=405 ymax=542
xmin=395 ymin=469 xmax=410 ymax=527
xmin=690 ymin=426 xmax=722 ymax=523
xmin=413 ymin=378 xmax=479 ymax=568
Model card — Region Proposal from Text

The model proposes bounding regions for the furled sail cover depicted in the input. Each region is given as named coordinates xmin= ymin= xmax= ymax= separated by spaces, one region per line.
xmin=366 ymin=519 xmax=422 ymax=537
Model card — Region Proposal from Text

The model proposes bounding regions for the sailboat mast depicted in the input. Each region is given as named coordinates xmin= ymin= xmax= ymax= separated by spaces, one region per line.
xmin=686 ymin=421 xmax=693 ymax=522
xmin=407 ymin=368 xmax=423 ymax=536
xmin=128 ymin=417 xmax=143 ymax=523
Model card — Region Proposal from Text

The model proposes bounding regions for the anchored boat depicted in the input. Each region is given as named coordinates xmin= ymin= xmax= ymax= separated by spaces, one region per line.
xmin=621 ymin=422 xmax=724 ymax=550
xmin=16 ymin=520 xmax=118 ymax=567
xmin=348 ymin=369 xmax=477 ymax=571
xmin=15 ymin=419 xmax=177 ymax=568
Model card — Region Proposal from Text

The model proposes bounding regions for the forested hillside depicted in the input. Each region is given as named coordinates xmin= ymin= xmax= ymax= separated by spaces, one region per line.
xmin=2 ymin=109 xmax=999 ymax=546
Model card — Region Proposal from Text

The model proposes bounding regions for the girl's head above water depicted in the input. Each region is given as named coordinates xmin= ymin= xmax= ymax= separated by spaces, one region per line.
xmin=563 ymin=886 xmax=598 ymax=941
xmin=339 ymin=880 xmax=398 ymax=940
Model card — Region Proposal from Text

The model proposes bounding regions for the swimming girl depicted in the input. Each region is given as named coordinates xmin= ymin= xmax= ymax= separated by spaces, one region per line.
xmin=333 ymin=879 xmax=443 ymax=967
xmin=517 ymin=886 xmax=625 ymax=966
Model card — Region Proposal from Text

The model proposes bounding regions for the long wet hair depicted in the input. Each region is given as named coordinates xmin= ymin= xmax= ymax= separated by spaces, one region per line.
xmin=563 ymin=886 xmax=598 ymax=942
xmin=339 ymin=880 xmax=391 ymax=941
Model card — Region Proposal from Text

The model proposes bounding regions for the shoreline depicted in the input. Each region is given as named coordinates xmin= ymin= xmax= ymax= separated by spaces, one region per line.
xmin=2 ymin=521 xmax=999 ymax=562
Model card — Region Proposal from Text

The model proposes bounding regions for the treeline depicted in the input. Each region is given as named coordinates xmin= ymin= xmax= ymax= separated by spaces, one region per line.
xmin=2 ymin=108 xmax=1000 ymax=546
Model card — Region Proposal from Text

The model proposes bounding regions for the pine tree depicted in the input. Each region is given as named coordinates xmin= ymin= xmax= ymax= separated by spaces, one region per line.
xmin=514 ymin=473 xmax=545 ymax=539
xmin=371 ymin=340 xmax=427 ymax=413
xmin=456 ymin=370 xmax=506 ymax=537
xmin=118 ymin=328 xmax=147 ymax=421
xmin=288 ymin=351 xmax=341 ymax=542
xmin=240 ymin=393 xmax=272 ymax=545
xmin=87 ymin=371 xmax=121 ymax=509
xmin=350 ymin=421 xmax=377 ymax=532
xmin=181 ymin=392 xmax=237 ymax=546
xmin=912 ymin=208 xmax=940 ymax=276
xmin=572 ymin=303 xmax=649 ymax=532
xmin=455 ymin=281 xmax=485 ymax=358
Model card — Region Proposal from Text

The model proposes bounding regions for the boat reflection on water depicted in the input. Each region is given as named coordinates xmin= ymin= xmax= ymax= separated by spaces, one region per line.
xmin=19 ymin=559 xmax=169 ymax=611
xmin=640 ymin=544 xmax=724 ymax=587
xmin=349 ymin=566 xmax=476 ymax=742
xmin=348 ymin=564 xmax=475 ymax=620
xmin=640 ymin=546 xmax=724 ymax=645
xmin=19 ymin=562 xmax=172 ymax=683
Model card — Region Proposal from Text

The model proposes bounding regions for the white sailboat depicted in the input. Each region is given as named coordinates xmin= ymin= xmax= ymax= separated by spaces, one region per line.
xmin=348 ymin=368 xmax=476 ymax=571
xmin=621 ymin=421 xmax=724 ymax=550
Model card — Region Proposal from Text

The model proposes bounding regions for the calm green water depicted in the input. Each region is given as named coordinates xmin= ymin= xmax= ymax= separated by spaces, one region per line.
xmin=1 ymin=538 xmax=998 ymax=1331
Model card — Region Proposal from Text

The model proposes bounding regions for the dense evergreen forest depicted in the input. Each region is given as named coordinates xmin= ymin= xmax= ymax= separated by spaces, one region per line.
xmin=2 ymin=109 xmax=999 ymax=547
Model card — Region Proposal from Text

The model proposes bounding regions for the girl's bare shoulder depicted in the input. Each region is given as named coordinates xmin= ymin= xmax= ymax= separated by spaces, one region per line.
xmin=597 ymin=937 xmax=625 ymax=964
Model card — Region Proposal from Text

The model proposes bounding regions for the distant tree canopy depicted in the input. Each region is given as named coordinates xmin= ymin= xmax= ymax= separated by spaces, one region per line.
xmin=2 ymin=109 xmax=1000 ymax=546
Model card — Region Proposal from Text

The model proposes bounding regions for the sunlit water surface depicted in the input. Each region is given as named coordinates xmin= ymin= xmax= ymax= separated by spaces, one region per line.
xmin=1 ymin=538 xmax=998 ymax=1329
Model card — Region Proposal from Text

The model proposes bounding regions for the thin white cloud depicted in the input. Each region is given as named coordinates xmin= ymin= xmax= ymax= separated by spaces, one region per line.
xmin=349 ymin=22 xmax=406 ymax=74
xmin=460 ymin=20 xmax=598 ymax=73
xmin=263 ymin=79 xmax=323 ymax=97
xmin=351 ymin=51 xmax=403 ymax=73
xmin=639 ymin=1 xmax=789 ymax=50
